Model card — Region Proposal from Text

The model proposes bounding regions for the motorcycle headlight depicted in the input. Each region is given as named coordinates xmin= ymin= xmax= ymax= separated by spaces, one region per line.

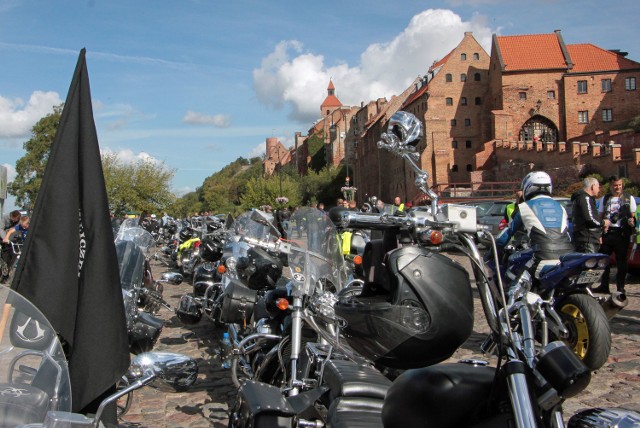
xmin=597 ymin=258 xmax=609 ymax=268
xmin=584 ymin=258 xmax=597 ymax=269
xmin=226 ymin=257 xmax=237 ymax=272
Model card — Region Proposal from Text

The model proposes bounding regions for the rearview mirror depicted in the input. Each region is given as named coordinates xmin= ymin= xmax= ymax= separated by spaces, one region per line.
xmin=130 ymin=352 xmax=198 ymax=392
xmin=160 ymin=271 xmax=183 ymax=285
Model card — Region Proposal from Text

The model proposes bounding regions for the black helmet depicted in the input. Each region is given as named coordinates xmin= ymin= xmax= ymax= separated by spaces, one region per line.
xmin=176 ymin=294 xmax=203 ymax=325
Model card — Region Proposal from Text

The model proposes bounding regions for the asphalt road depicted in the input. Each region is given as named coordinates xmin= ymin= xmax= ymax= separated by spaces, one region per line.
xmin=118 ymin=256 xmax=640 ymax=427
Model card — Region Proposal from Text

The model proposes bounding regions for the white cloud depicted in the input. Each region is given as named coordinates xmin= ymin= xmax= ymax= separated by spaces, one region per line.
xmin=249 ymin=142 xmax=266 ymax=158
xmin=173 ymin=186 xmax=194 ymax=197
xmin=101 ymin=147 xmax=164 ymax=166
xmin=253 ymin=9 xmax=494 ymax=123
xmin=0 ymin=91 xmax=62 ymax=138
xmin=183 ymin=110 xmax=231 ymax=128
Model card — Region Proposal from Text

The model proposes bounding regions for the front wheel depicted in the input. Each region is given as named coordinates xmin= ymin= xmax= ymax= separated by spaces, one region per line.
xmin=553 ymin=294 xmax=611 ymax=371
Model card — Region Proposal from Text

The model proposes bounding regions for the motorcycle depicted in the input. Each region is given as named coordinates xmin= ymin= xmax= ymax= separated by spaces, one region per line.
xmin=115 ymin=219 xmax=183 ymax=354
xmin=486 ymin=237 xmax=618 ymax=370
xmin=0 ymin=286 xmax=198 ymax=427
xmin=228 ymin=111 xmax=640 ymax=428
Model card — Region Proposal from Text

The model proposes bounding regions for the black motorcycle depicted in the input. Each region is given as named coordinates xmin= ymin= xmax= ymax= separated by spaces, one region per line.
xmin=115 ymin=219 xmax=183 ymax=354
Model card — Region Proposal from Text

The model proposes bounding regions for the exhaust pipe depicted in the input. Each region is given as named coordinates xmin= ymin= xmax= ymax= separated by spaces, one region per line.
xmin=600 ymin=291 xmax=628 ymax=320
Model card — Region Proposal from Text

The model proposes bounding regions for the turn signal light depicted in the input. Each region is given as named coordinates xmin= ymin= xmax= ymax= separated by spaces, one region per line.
xmin=276 ymin=298 xmax=289 ymax=311
xmin=353 ymin=255 xmax=363 ymax=266
xmin=217 ymin=265 xmax=226 ymax=274
xmin=429 ymin=230 xmax=443 ymax=245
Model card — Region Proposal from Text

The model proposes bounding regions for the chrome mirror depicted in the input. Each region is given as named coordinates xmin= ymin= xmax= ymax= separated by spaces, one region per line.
xmin=130 ymin=352 xmax=198 ymax=392
xmin=160 ymin=271 xmax=184 ymax=285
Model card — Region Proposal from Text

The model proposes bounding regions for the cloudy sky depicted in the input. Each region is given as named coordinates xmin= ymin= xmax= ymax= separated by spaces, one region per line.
xmin=1 ymin=0 xmax=639 ymax=210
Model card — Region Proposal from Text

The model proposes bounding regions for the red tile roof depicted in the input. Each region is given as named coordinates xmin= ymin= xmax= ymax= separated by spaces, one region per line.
xmin=327 ymin=79 xmax=335 ymax=90
xmin=321 ymin=94 xmax=342 ymax=108
xmin=497 ymin=33 xmax=568 ymax=71
xmin=567 ymin=44 xmax=640 ymax=73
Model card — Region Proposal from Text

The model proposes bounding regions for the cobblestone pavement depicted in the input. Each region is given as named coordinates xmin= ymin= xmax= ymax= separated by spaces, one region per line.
xmin=119 ymin=257 xmax=640 ymax=427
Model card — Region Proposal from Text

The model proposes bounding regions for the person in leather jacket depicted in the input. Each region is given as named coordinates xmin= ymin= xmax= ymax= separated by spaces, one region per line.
xmin=571 ymin=177 xmax=602 ymax=253
xmin=496 ymin=171 xmax=574 ymax=279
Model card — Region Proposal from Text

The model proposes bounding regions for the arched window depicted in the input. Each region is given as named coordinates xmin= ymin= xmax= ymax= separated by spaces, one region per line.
xmin=461 ymin=97 xmax=467 ymax=106
xmin=461 ymin=53 xmax=467 ymax=61
xmin=473 ymin=53 xmax=479 ymax=60
xmin=452 ymin=164 xmax=459 ymax=172
xmin=461 ymin=73 xmax=467 ymax=82
xmin=519 ymin=115 xmax=559 ymax=143
xmin=445 ymin=73 xmax=452 ymax=82
xmin=474 ymin=73 xmax=481 ymax=81
xmin=446 ymin=97 xmax=453 ymax=106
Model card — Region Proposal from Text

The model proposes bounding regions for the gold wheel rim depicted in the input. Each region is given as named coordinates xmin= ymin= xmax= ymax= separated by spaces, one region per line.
xmin=561 ymin=303 xmax=589 ymax=359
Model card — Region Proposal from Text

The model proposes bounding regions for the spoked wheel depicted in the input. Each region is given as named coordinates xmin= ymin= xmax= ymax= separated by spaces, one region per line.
xmin=555 ymin=294 xmax=611 ymax=370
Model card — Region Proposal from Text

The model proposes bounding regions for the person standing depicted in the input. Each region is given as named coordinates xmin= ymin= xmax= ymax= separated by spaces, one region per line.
xmin=571 ymin=177 xmax=603 ymax=253
xmin=594 ymin=176 xmax=636 ymax=295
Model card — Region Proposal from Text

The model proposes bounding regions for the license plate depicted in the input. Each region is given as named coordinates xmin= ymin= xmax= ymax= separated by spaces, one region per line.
xmin=576 ymin=270 xmax=603 ymax=284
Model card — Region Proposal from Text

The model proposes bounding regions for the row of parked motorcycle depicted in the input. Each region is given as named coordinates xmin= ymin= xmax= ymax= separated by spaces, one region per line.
xmin=153 ymin=112 xmax=639 ymax=427
xmin=4 ymin=111 xmax=638 ymax=427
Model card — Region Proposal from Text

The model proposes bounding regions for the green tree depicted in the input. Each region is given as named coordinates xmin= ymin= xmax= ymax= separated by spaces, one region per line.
xmin=102 ymin=153 xmax=176 ymax=216
xmin=299 ymin=166 xmax=344 ymax=206
xmin=168 ymin=191 xmax=204 ymax=218
xmin=240 ymin=175 xmax=301 ymax=210
xmin=9 ymin=104 xmax=63 ymax=207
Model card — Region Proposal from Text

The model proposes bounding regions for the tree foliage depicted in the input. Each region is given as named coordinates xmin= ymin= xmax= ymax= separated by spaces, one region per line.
xmin=240 ymin=175 xmax=302 ymax=210
xmin=9 ymin=105 xmax=63 ymax=207
xmin=102 ymin=153 xmax=176 ymax=216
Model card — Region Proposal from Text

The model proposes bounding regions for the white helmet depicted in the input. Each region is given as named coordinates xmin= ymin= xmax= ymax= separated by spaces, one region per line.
xmin=521 ymin=171 xmax=552 ymax=200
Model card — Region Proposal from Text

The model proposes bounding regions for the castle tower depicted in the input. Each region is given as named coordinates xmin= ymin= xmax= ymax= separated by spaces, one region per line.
xmin=321 ymin=79 xmax=342 ymax=117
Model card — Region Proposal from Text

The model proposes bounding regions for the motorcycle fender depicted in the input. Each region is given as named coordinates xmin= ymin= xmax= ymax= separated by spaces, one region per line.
xmin=233 ymin=380 xmax=295 ymax=428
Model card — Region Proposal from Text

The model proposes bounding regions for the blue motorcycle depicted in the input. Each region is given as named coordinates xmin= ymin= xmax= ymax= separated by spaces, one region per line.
xmin=486 ymin=242 xmax=614 ymax=370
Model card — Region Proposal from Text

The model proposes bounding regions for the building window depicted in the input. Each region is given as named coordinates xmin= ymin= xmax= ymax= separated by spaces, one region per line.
xmin=466 ymin=164 xmax=473 ymax=172
xmin=474 ymin=72 xmax=481 ymax=81
xmin=461 ymin=53 xmax=467 ymax=61
xmin=452 ymin=140 xmax=458 ymax=149
xmin=519 ymin=92 xmax=527 ymax=100
xmin=461 ymin=97 xmax=467 ymax=105
xmin=625 ymin=77 xmax=636 ymax=90
xmin=473 ymin=53 xmax=479 ymax=60
xmin=547 ymin=91 xmax=555 ymax=99
xmin=445 ymin=73 xmax=452 ymax=82
xmin=601 ymin=79 xmax=612 ymax=92
xmin=451 ymin=119 xmax=457 ymax=126
xmin=602 ymin=109 xmax=613 ymax=122
xmin=578 ymin=111 xmax=589 ymax=124
xmin=446 ymin=97 xmax=453 ymax=106
xmin=465 ymin=140 xmax=472 ymax=148
xmin=452 ymin=164 xmax=458 ymax=172
xmin=577 ymin=80 xmax=588 ymax=94
xmin=475 ymin=97 xmax=482 ymax=105
xmin=464 ymin=118 xmax=471 ymax=126
xmin=460 ymin=73 xmax=467 ymax=82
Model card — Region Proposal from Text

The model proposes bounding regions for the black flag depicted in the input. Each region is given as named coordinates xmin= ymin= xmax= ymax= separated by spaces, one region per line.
xmin=11 ymin=49 xmax=130 ymax=413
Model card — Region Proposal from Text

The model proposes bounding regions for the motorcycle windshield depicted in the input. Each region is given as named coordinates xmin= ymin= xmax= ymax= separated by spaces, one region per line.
xmin=233 ymin=209 xmax=281 ymax=243
xmin=285 ymin=207 xmax=347 ymax=297
xmin=115 ymin=219 xmax=153 ymax=291
xmin=0 ymin=287 xmax=72 ymax=422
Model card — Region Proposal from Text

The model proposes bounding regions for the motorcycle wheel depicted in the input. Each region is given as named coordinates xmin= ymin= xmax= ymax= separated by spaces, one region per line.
xmin=555 ymin=294 xmax=611 ymax=371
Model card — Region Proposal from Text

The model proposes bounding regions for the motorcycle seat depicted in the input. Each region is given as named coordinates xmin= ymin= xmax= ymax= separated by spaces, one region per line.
xmin=323 ymin=359 xmax=391 ymax=403
xmin=327 ymin=396 xmax=384 ymax=428
xmin=0 ymin=382 xmax=50 ymax=426
xmin=382 ymin=363 xmax=497 ymax=428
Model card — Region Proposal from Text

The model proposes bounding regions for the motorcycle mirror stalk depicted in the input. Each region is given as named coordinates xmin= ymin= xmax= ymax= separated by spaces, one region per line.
xmin=19 ymin=352 xmax=198 ymax=428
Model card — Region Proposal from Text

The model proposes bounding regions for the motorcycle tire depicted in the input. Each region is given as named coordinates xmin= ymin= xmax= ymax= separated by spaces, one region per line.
xmin=554 ymin=294 xmax=611 ymax=371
